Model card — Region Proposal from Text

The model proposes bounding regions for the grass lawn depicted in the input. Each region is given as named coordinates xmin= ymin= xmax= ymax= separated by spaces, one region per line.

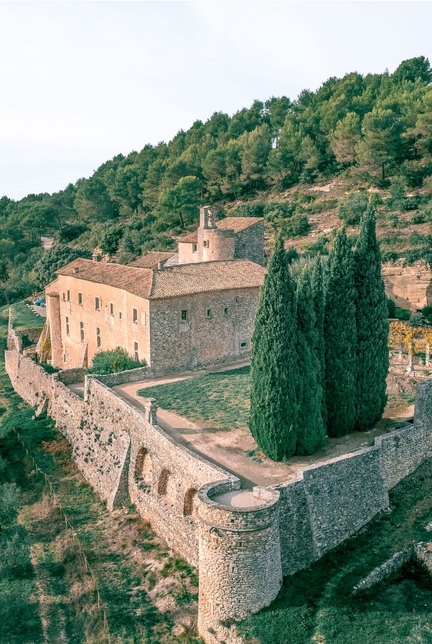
xmin=138 ymin=366 xmax=251 ymax=431
xmin=9 ymin=300 xmax=45 ymax=330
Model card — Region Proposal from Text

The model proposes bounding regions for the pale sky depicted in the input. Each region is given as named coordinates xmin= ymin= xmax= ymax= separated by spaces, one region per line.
xmin=1 ymin=1 xmax=431 ymax=200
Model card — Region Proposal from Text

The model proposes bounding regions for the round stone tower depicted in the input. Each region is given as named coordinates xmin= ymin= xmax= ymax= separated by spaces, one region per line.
xmin=197 ymin=480 xmax=281 ymax=644
xmin=197 ymin=206 xmax=235 ymax=262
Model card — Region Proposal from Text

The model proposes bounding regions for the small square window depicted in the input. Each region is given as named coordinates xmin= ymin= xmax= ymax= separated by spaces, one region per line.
xmin=193 ymin=243 xmax=198 ymax=253
xmin=206 ymin=309 xmax=212 ymax=319
xmin=181 ymin=310 xmax=188 ymax=321
xmin=133 ymin=308 xmax=138 ymax=323
xmin=109 ymin=302 xmax=114 ymax=315
xmin=78 ymin=292 xmax=83 ymax=305
xmin=240 ymin=341 xmax=247 ymax=349
xmin=203 ymin=240 xmax=209 ymax=248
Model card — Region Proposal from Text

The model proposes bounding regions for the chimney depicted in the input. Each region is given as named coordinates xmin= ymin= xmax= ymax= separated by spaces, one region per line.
xmin=157 ymin=260 xmax=164 ymax=271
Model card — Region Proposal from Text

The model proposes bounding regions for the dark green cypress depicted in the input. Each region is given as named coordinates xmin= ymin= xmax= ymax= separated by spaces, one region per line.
xmin=249 ymin=235 xmax=298 ymax=460
xmin=294 ymin=269 xmax=326 ymax=455
xmin=310 ymin=257 xmax=327 ymax=426
xmin=354 ymin=206 xmax=389 ymax=430
xmin=324 ymin=228 xmax=357 ymax=437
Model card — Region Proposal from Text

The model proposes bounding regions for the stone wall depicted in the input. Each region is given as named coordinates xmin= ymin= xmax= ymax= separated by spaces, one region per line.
xmin=57 ymin=368 xmax=85 ymax=385
xmin=6 ymin=341 xmax=432 ymax=644
xmin=234 ymin=220 xmax=265 ymax=266
xmin=383 ymin=264 xmax=432 ymax=311
xmin=90 ymin=365 xmax=151 ymax=387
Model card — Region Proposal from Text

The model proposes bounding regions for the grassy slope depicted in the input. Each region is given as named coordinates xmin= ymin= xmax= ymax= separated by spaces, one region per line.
xmin=0 ymin=303 xmax=202 ymax=644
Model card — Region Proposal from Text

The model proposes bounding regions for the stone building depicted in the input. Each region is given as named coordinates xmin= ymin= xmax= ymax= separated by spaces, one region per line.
xmin=45 ymin=257 xmax=265 ymax=372
xmin=44 ymin=207 xmax=265 ymax=372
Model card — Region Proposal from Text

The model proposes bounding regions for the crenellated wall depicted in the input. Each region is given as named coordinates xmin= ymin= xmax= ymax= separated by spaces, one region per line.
xmin=6 ymin=341 xmax=432 ymax=644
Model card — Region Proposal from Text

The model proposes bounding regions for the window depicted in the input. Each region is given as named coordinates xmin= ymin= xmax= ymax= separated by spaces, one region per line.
xmin=109 ymin=302 xmax=114 ymax=315
xmin=235 ymin=297 xmax=240 ymax=304
xmin=96 ymin=327 xmax=101 ymax=348
xmin=80 ymin=322 xmax=84 ymax=341
xmin=119 ymin=311 xmax=122 ymax=319
xmin=240 ymin=341 xmax=247 ymax=349
xmin=206 ymin=309 xmax=212 ymax=319
xmin=62 ymin=292 xmax=66 ymax=302
xmin=67 ymin=290 xmax=70 ymax=302
xmin=78 ymin=292 xmax=83 ymax=305
xmin=65 ymin=316 xmax=70 ymax=336
xmin=95 ymin=297 xmax=100 ymax=310
xmin=181 ymin=310 xmax=188 ymax=321
xmin=203 ymin=240 xmax=209 ymax=248
xmin=133 ymin=308 xmax=138 ymax=323
xmin=224 ymin=307 xmax=229 ymax=316
xmin=192 ymin=243 xmax=198 ymax=253
xmin=134 ymin=341 xmax=139 ymax=361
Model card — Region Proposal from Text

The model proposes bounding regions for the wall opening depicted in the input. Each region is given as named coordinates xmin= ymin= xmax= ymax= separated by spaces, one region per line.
xmin=158 ymin=469 xmax=170 ymax=495
xmin=135 ymin=447 xmax=152 ymax=487
xmin=184 ymin=488 xmax=198 ymax=516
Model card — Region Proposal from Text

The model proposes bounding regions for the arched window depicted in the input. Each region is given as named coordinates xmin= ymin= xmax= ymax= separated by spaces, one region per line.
xmin=134 ymin=447 xmax=152 ymax=486
xmin=183 ymin=488 xmax=198 ymax=517
xmin=158 ymin=469 xmax=170 ymax=495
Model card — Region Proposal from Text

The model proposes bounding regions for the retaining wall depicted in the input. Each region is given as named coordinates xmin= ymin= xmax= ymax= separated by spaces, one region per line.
xmin=5 ymin=344 xmax=432 ymax=644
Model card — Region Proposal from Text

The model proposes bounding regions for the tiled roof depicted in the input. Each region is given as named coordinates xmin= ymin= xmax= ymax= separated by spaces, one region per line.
xmin=129 ymin=251 xmax=176 ymax=269
xmin=176 ymin=217 xmax=262 ymax=243
xmin=216 ymin=217 xmax=263 ymax=232
xmin=176 ymin=231 xmax=198 ymax=244
xmin=149 ymin=260 xmax=265 ymax=299
xmin=52 ymin=258 xmax=265 ymax=300
xmin=55 ymin=259 xmax=154 ymax=299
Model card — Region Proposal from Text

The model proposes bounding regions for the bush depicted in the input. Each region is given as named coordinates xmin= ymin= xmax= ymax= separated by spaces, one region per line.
xmin=58 ymin=224 xmax=89 ymax=243
xmin=387 ymin=298 xmax=396 ymax=318
xmin=232 ymin=203 xmax=265 ymax=218
xmin=422 ymin=306 xmax=432 ymax=317
xmin=87 ymin=347 xmax=146 ymax=374
xmin=411 ymin=213 xmax=426 ymax=224
xmin=284 ymin=214 xmax=310 ymax=238
xmin=381 ymin=250 xmax=398 ymax=263
xmin=305 ymin=235 xmax=330 ymax=256
xmin=389 ymin=214 xmax=399 ymax=228
xmin=409 ymin=311 xmax=424 ymax=327
xmin=395 ymin=306 xmax=410 ymax=321
xmin=338 ymin=192 xmax=368 ymax=226
xmin=404 ymin=247 xmax=432 ymax=266
xmin=263 ymin=202 xmax=296 ymax=222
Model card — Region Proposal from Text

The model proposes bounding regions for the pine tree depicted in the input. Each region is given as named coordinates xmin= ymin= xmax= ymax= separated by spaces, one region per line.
xmin=324 ymin=228 xmax=357 ymax=437
xmin=310 ymin=257 xmax=327 ymax=426
xmin=249 ymin=236 xmax=297 ymax=460
xmin=354 ymin=206 xmax=389 ymax=430
xmin=294 ymin=269 xmax=326 ymax=455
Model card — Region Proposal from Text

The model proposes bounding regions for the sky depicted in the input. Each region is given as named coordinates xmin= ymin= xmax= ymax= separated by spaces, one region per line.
xmin=1 ymin=1 xmax=431 ymax=200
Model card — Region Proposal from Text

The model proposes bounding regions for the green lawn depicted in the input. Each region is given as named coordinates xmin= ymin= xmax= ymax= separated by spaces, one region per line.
xmin=138 ymin=366 xmax=251 ymax=431
xmin=9 ymin=300 xmax=45 ymax=331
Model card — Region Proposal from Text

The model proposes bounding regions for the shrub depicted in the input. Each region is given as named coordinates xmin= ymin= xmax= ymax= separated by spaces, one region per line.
xmin=58 ymin=223 xmax=89 ymax=243
xmin=411 ymin=213 xmax=426 ymax=224
xmin=422 ymin=306 xmax=432 ymax=317
xmin=409 ymin=311 xmax=424 ymax=327
xmin=395 ymin=306 xmax=410 ymax=321
xmin=305 ymin=236 xmax=330 ymax=256
xmin=389 ymin=214 xmax=399 ymax=228
xmin=338 ymin=192 xmax=369 ymax=226
xmin=232 ymin=203 xmax=265 ymax=218
xmin=387 ymin=298 xmax=396 ymax=318
xmin=381 ymin=250 xmax=398 ymax=263
xmin=263 ymin=202 xmax=296 ymax=222
xmin=87 ymin=347 xmax=146 ymax=374
xmin=284 ymin=214 xmax=310 ymax=238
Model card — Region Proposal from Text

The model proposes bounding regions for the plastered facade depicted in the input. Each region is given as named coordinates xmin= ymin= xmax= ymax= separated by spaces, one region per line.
xmin=6 ymin=340 xmax=432 ymax=644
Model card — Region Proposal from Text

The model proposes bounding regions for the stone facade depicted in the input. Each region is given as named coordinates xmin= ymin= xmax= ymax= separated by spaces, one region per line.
xmin=6 ymin=341 xmax=432 ymax=644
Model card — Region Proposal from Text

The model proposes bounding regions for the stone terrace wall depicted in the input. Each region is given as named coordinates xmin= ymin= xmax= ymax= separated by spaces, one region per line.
xmin=85 ymin=378 xmax=235 ymax=565
xmin=91 ymin=365 xmax=151 ymax=387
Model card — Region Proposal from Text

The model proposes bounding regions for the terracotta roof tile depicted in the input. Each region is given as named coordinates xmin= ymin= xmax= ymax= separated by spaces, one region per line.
xmin=149 ymin=260 xmax=265 ymax=299
xmin=129 ymin=251 xmax=176 ymax=269
xmin=216 ymin=217 xmax=263 ymax=232
xmin=53 ymin=258 xmax=265 ymax=301
xmin=55 ymin=259 xmax=154 ymax=299
xmin=176 ymin=231 xmax=198 ymax=243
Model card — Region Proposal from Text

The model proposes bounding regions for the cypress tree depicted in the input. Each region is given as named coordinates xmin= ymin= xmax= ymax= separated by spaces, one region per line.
xmin=249 ymin=235 xmax=298 ymax=461
xmin=294 ymin=269 xmax=326 ymax=455
xmin=354 ymin=206 xmax=389 ymax=430
xmin=324 ymin=228 xmax=357 ymax=437
xmin=310 ymin=257 xmax=327 ymax=426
